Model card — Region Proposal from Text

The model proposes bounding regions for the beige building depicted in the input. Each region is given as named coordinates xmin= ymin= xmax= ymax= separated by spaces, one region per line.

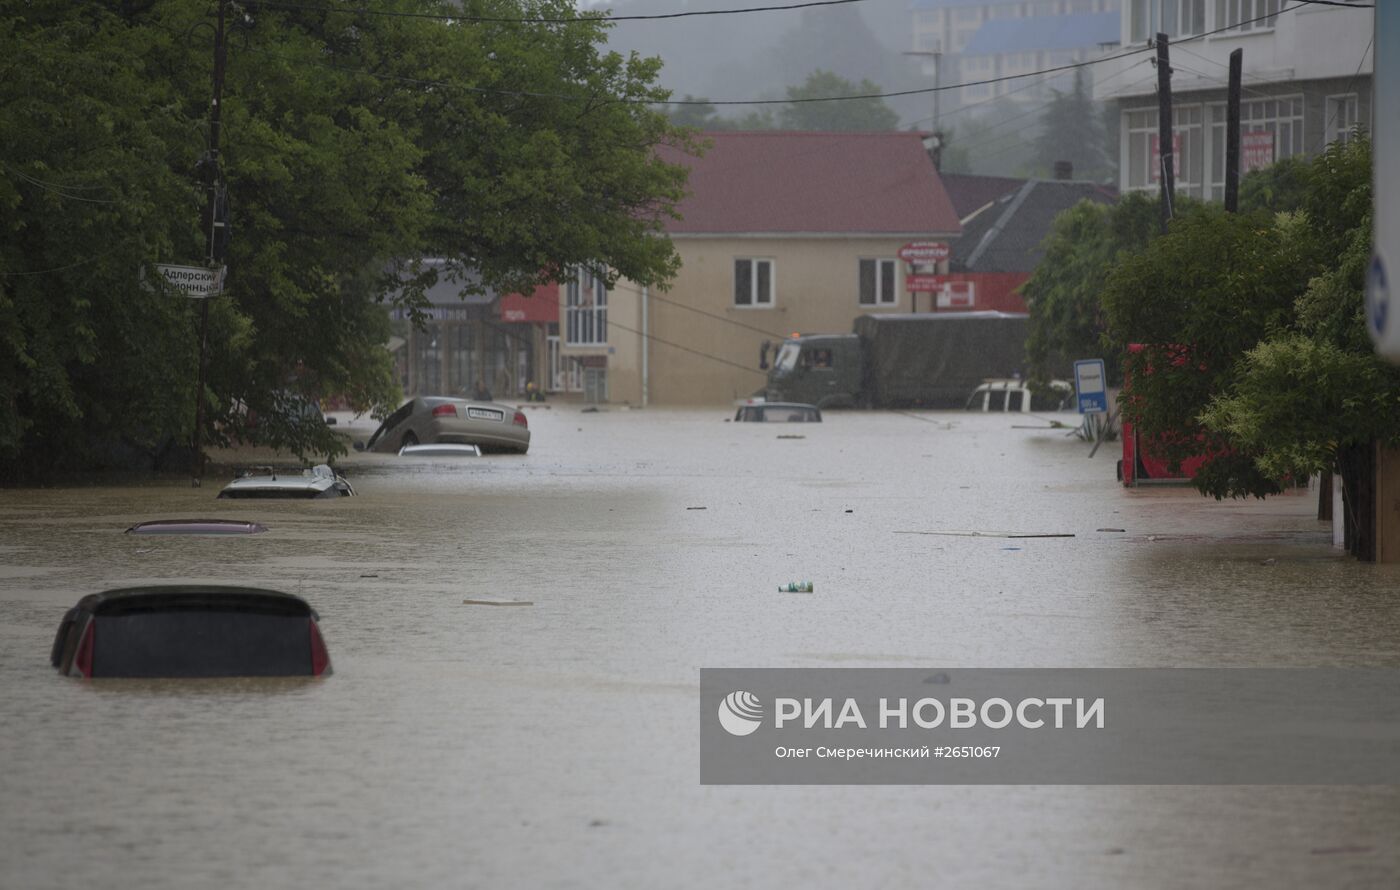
xmin=559 ymin=131 xmax=963 ymax=406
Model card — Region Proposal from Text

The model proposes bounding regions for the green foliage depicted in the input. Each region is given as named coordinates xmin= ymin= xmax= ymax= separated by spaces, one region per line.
xmin=1101 ymin=136 xmax=1376 ymax=506
xmin=1238 ymin=155 xmax=1310 ymax=215
xmin=778 ymin=70 xmax=899 ymax=132
xmin=1030 ymin=69 xmax=1111 ymax=183
xmin=1201 ymin=138 xmax=1387 ymax=491
xmin=1101 ymin=205 xmax=1322 ymax=493
xmin=0 ymin=0 xmax=693 ymax=478
xmin=1021 ymin=193 xmax=1159 ymax=387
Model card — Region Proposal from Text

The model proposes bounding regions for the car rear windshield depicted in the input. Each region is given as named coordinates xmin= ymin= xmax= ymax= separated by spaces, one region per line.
xmin=92 ymin=609 xmax=313 ymax=677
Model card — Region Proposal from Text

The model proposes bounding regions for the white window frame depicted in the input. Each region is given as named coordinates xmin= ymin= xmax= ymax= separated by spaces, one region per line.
xmin=1325 ymin=93 xmax=1360 ymax=147
xmin=1130 ymin=0 xmax=1206 ymax=42
xmin=858 ymin=258 xmax=899 ymax=306
xmin=565 ymin=267 xmax=608 ymax=346
xmin=1214 ymin=0 xmax=1280 ymax=34
xmin=734 ymin=258 xmax=775 ymax=308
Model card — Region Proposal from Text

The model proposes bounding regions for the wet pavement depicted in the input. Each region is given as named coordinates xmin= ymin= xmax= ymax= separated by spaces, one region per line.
xmin=2 ymin=408 xmax=1398 ymax=888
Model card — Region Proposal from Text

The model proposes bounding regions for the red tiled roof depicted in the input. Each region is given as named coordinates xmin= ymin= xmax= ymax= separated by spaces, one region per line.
xmin=657 ymin=131 xmax=961 ymax=236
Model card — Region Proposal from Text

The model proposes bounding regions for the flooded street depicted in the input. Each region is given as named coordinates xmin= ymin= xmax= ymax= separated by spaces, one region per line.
xmin=3 ymin=408 xmax=1399 ymax=888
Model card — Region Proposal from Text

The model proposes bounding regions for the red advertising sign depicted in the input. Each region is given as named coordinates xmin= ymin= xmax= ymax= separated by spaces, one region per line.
xmin=898 ymin=241 xmax=950 ymax=263
xmin=905 ymin=274 xmax=943 ymax=292
xmin=1241 ymin=130 xmax=1274 ymax=174
xmin=936 ymin=280 xmax=975 ymax=309
xmin=1149 ymin=133 xmax=1182 ymax=183
xmin=497 ymin=282 xmax=559 ymax=324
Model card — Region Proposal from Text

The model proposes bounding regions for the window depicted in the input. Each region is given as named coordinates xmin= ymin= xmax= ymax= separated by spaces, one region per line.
xmin=734 ymin=258 xmax=774 ymax=307
xmin=1130 ymin=0 xmax=1205 ymax=41
xmin=565 ymin=267 xmax=608 ymax=345
xmin=1216 ymin=0 xmax=1279 ymax=32
xmin=1325 ymin=94 xmax=1360 ymax=147
xmin=859 ymin=259 xmax=898 ymax=306
xmin=1125 ymin=104 xmax=1204 ymax=197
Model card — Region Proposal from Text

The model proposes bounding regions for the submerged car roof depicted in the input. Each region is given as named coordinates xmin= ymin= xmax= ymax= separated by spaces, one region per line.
xmin=218 ymin=464 xmax=354 ymax=499
xmin=72 ymin=585 xmax=316 ymax=617
xmin=126 ymin=519 xmax=268 ymax=535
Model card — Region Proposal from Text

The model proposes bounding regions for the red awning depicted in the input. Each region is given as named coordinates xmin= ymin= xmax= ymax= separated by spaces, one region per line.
xmin=498 ymin=283 xmax=558 ymax=324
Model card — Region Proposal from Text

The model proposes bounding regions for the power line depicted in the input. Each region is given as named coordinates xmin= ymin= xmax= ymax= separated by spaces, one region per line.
xmin=605 ymin=317 xmax=768 ymax=376
xmin=608 ymin=281 xmax=790 ymax=339
xmin=1314 ymin=34 xmax=1372 ymax=152
xmin=222 ymin=1 xmax=1354 ymax=110
xmin=253 ymin=0 xmax=866 ymax=24
xmin=925 ymin=60 xmax=1154 ymax=159
xmin=950 ymin=68 xmax=1159 ymax=163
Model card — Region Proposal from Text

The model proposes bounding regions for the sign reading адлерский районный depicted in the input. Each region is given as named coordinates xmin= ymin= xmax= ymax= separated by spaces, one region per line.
xmin=700 ymin=669 xmax=1400 ymax=784
xmin=145 ymin=263 xmax=226 ymax=298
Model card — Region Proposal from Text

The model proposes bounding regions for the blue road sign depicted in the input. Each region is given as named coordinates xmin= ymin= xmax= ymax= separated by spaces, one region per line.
xmin=1074 ymin=359 xmax=1108 ymax=414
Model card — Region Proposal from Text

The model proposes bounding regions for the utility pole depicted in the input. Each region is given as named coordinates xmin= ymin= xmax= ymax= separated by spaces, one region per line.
xmin=1224 ymin=48 xmax=1243 ymax=213
xmin=902 ymin=49 xmax=944 ymax=169
xmin=1155 ymin=32 xmax=1175 ymax=234
xmin=192 ymin=0 xmax=228 ymax=486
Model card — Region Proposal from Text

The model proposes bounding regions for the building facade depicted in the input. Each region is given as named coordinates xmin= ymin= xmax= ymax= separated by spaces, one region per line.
xmin=557 ymin=131 xmax=963 ymax=406
xmin=1095 ymin=1 xmax=1373 ymax=200
xmin=909 ymin=0 xmax=1121 ymax=108
xmin=390 ymin=259 xmax=556 ymax=400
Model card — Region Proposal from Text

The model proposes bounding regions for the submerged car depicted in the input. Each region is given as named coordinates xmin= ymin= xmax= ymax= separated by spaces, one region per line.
xmin=51 ymin=585 xmax=332 ymax=678
xmin=964 ymin=379 xmax=1073 ymax=413
xmin=217 ymin=464 xmax=355 ymax=499
xmin=398 ymin=443 xmax=482 ymax=457
xmin=734 ymin=402 xmax=822 ymax=423
xmin=126 ymin=519 xmax=268 ymax=535
xmin=362 ymin=396 xmax=530 ymax=454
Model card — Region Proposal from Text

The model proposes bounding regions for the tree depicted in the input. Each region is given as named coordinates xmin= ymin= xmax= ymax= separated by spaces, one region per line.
xmin=1100 ymin=205 xmax=1323 ymax=497
xmin=1199 ymin=137 xmax=1388 ymax=557
xmin=778 ymin=70 xmax=899 ymax=132
xmin=0 ymin=0 xmax=694 ymax=479
xmin=1021 ymin=193 xmax=1161 ymax=388
xmin=1031 ymin=68 xmax=1111 ymax=182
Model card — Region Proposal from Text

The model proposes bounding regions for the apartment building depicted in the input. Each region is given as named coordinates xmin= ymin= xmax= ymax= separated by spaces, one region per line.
xmin=1094 ymin=0 xmax=1373 ymax=200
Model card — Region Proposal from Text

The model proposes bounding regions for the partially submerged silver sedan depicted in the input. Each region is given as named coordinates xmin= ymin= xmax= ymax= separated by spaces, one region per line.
xmin=363 ymin=396 xmax=530 ymax=454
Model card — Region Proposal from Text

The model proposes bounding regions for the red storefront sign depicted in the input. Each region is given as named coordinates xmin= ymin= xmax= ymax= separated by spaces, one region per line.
xmin=498 ymin=283 xmax=559 ymax=324
xmin=1241 ymin=130 xmax=1274 ymax=174
xmin=898 ymin=241 xmax=950 ymax=263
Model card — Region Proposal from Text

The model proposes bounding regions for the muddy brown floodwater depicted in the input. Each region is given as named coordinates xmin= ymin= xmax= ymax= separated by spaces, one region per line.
xmin=2 ymin=408 xmax=1399 ymax=889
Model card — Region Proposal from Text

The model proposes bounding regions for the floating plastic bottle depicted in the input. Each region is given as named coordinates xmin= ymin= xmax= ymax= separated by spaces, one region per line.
xmin=779 ymin=581 xmax=814 ymax=593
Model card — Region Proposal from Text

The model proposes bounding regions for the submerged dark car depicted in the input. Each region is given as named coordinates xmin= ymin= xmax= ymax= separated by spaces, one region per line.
xmin=734 ymin=402 xmax=822 ymax=423
xmin=51 ymin=586 xmax=332 ymax=678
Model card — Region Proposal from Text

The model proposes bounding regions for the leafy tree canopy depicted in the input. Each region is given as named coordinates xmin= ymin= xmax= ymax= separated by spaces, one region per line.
xmin=779 ymin=70 xmax=899 ymax=131
xmin=1200 ymin=138 xmax=1391 ymax=504
xmin=0 ymin=0 xmax=694 ymax=478
xmin=1021 ymin=192 xmax=1161 ymax=388
xmin=1030 ymin=69 xmax=1111 ymax=182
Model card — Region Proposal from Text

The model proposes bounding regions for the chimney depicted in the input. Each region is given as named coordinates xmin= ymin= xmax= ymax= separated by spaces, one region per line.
xmin=1053 ymin=160 xmax=1073 ymax=181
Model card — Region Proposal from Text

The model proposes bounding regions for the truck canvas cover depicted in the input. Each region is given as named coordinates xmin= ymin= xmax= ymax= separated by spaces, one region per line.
xmin=855 ymin=312 xmax=1030 ymax=408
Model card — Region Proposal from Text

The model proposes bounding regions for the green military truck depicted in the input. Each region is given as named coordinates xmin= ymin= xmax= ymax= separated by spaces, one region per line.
xmin=762 ymin=312 xmax=1032 ymax=409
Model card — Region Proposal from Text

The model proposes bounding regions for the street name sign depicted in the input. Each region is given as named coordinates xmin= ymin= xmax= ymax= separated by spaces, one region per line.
xmin=152 ymin=264 xmax=225 ymax=298
xmin=1074 ymin=359 xmax=1108 ymax=414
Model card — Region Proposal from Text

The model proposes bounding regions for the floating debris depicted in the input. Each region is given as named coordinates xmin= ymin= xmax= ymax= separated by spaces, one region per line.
xmin=462 ymin=598 xmax=534 ymax=607
xmin=894 ymin=530 xmax=1075 ymax=539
